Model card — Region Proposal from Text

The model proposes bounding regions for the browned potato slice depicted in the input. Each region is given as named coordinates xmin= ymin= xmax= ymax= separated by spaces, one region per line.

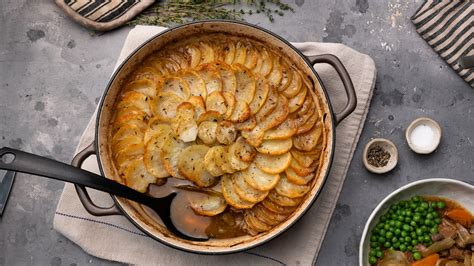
xmin=162 ymin=57 xmax=181 ymax=73
xmin=166 ymin=52 xmax=189 ymax=69
xmin=230 ymin=137 xmax=256 ymax=163
xmin=197 ymin=64 xmax=222 ymax=95
xmin=184 ymin=44 xmax=201 ymax=68
xmin=112 ymin=124 xmax=144 ymax=145
xmin=276 ymin=58 xmax=293 ymax=92
xmin=254 ymin=88 xmax=278 ymax=123
xmin=171 ymin=102 xmax=198 ymax=142
xmin=296 ymin=111 xmax=319 ymax=136
xmin=157 ymin=76 xmax=191 ymax=100
xmin=188 ymin=96 xmax=206 ymax=120
xmin=115 ymin=143 xmax=144 ymax=175
xmin=289 ymin=102 xmax=316 ymax=129
xmin=128 ymin=67 xmax=161 ymax=84
xmin=249 ymin=77 xmax=269 ymax=115
xmin=196 ymin=110 xmax=222 ymax=124
xmin=179 ymin=70 xmax=207 ymax=99
xmin=261 ymin=198 xmax=296 ymax=214
xmin=232 ymin=172 xmax=268 ymax=203
xmin=253 ymin=204 xmax=287 ymax=225
xmin=254 ymin=152 xmax=291 ymax=174
xmin=214 ymin=61 xmax=237 ymax=95
xmin=221 ymin=174 xmax=255 ymax=209
xmin=160 ymin=137 xmax=190 ymax=179
xmin=117 ymin=91 xmax=152 ymax=116
xmin=223 ymin=41 xmax=236 ymax=65
xmin=205 ymin=91 xmax=227 ymax=115
xmin=255 ymin=95 xmax=289 ymax=131
xmin=244 ymin=43 xmax=258 ymax=69
xmin=112 ymin=114 xmax=147 ymax=135
xmin=222 ymin=91 xmax=236 ymax=119
xmin=178 ymin=145 xmax=217 ymax=187
xmin=216 ymin=146 xmax=236 ymax=174
xmin=151 ymin=92 xmax=185 ymax=122
xmin=148 ymin=58 xmax=174 ymax=75
xmin=268 ymin=190 xmax=303 ymax=207
xmin=288 ymin=157 xmax=318 ymax=177
xmin=122 ymin=79 xmax=156 ymax=98
xmin=215 ymin=121 xmax=237 ymax=145
xmin=144 ymin=133 xmax=173 ymax=178
xmin=285 ymin=166 xmax=315 ymax=185
xmin=190 ymin=194 xmax=227 ymax=216
xmin=227 ymin=145 xmax=250 ymax=172
xmin=144 ymin=118 xmax=171 ymax=144
xmin=296 ymin=92 xmax=314 ymax=116
xmin=233 ymin=41 xmax=247 ymax=65
xmin=256 ymin=138 xmax=292 ymax=155
xmin=274 ymin=174 xmax=310 ymax=198
xmin=228 ymin=100 xmax=250 ymax=123
xmin=267 ymin=52 xmax=283 ymax=87
xmin=204 ymin=145 xmax=225 ymax=176
xmin=282 ymin=68 xmax=303 ymax=98
xmin=123 ymin=158 xmax=157 ymax=192
xmin=255 ymin=46 xmax=273 ymax=77
xmin=293 ymin=121 xmax=322 ymax=151
xmin=242 ymin=164 xmax=280 ymax=191
xmin=241 ymin=127 xmax=264 ymax=147
xmin=234 ymin=116 xmax=257 ymax=131
xmin=288 ymin=84 xmax=308 ymax=113
xmin=112 ymin=135 xmax=142 ymax=155
xmin=263 ymin=119 xmax=297 ymax=140
xmin=290 ymin=148 xmax=315 ymax=168
xmin=244 ymin=210 xmax=272 ymax=232
xmin=197 ymin=121 xmax=217 ymax=145
xmin=233 ymin=64 xmax=256 ymax=105
xmin=198 ymin=41 xmax=215 ymax=64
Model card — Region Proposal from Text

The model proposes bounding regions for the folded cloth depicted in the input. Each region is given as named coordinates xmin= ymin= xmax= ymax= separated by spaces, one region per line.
xmin=55 ymin=0 xmax=154 ymax=31
xmin=54 ymin=25 xmax=376 ymax=265
xmin=412 ymin=0 xmax=473 ymax=88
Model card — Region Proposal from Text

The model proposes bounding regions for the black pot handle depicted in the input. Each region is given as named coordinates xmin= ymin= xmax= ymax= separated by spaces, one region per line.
xmin=308 ymin=54 xmax=357 ymax=125
xmin=71 ymin=143 xmax=121 ymax=216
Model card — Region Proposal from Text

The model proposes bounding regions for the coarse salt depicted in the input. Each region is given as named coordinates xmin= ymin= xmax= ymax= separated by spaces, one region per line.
xmin=410 ymin=124 xmax=435 ymax=150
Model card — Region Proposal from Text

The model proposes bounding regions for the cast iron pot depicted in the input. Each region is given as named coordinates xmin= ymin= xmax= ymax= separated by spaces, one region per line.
xmin=35 ymin=21 xmax=360 ymax=254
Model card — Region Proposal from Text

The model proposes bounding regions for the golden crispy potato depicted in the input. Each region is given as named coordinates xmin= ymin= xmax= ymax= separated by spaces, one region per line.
xmin=222 ymin=91 xmax=236 ymax=119
xmin=233 ymin=41 xmax=247 ymax=65
xmin=117 ymin=91 xmax=152 ymax=116
xmin=267 ymin=52 xmax=283 ymax=87
xmin=285 ymin=166 xmax=315 ymax=185
xmin=160 ymin=137 xmax=190 ymax=179
xmin=221 ymin=174 xmax=255 ymax=209
xmin=184 ymin=44 xmax=201 ymax=68
xmin=267 ymin=190 xmax=303 ymax=207
xmin=144 ymin=132 xmax=173 ymax=178
xmin=214 ymin=61 xmax=237 ymax=95
xmin=244 ymin=210 xmax=272 ymax=232
xmin=144 ymin=119 xmax=171 ymax=144
xmin=242 ymin=164 xmax=280 ymax=191
xmin=296 ymin=92 xmax=314 ymax=116
xmin=293 ymin=120 xmax=322 ymax=151
xmin=198 ymin=41 xmax=215 ymax=64
xmin=228 ymin=100 xmax=250 ymax=123
xmin=290 ymin=148 xmax=315 ymax=168
xmin=288 ymin=157 xmax=319 ymax=177
xmin=256 ymin=138 xmax=292 ymax=155
xmin=233 ymin=64 xmax=256 ymax=105
xmin=112 ymin=114 xmax=147 ymax=135
xmin=204 ymin=146 xmax=226 ymax=177
xmin=276 ymin=58 xmax=293 ymax=92
xmin=274 ymin=174 xmax=310 ymax=198
xmin=296 ymin=109 xmax=319 ymax=135
xmin=255 ymin=46 xmax=273 ymax=77
xmin=187 ymin=96 xmax=206 ymax=120
xmin=288 ymin=84 xmax=308 ymax=113
xmin=122 ymin=79 xmax=157 ymax=98
xmin=165 ymin=52 xmax=189 ymax=70
xmin=282 ymin=68 xmax=303 ymax=98
xmin=205 ymin=91 xmax=227 ymax=115
xmin=128 ymin=67 xmax=161 ymax=84
xmin=178 ymin=145 xmax=217 ymax=187
xmin=232 ymin=172 xmax=268 ymax=203
xmin=234 ymin=116 xmax=257 ymax=131
xmin=190 ymin=193 xmax=227 ymax=216
xmin=196 ymin=111 xmax=222 ymax=124
xmin=197 ymin=121 xmax=217 ymax=145
xmin=261 ymin=198 xmax=296 ymax=214
xmin=115 ymin=143 xmax=144 ymax=175
xmin=263 ymin=119 xmax=297 ymax=140
xmin=255 ymin=95 xmax=289 ymax=131
xmin=249 ymin=77 xmax=270 ymax=115
xmin=112 ymin=135 xmax=142 ymax=155
xmin=197 ymin=63 xmax=222 ymax=95
xmin=243 ymin=43 xmax=258 ymax=69
xmin=171 ymin=102 xmax=198 ymax=142
xmin=254 ymin=152 xmax=291 ymax=174
xmin=222 ymin=42 xmax=236 ymax=65
xmin=255 ymin=88 xmax=278 ymax=123
xmin=112 ymin=124 xmax=144 ymax=145
xmin=215 ymin=121 xmax=237 ymax=145
xmin=230 ymin=137 xmax=256 ymax=163
xmin=151 ymin=92 xmax=185 ymax=122
xmin=123 ymin=158 xmax=157 ymax=192
xmin=252 ymin=203 xmax=287 ymax=225
xmin=179 ymin=70 xmax=207 ymax=99
xmin=157 ymin=76 xmax=191 ymax=100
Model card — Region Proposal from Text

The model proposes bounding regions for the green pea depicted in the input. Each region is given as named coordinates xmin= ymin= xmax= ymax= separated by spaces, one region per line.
xmin=409 ymin=203 xmax=417 ymax=209
xmin=431 ymin=211 xmax=438 ymax=218
xmin=437 ymin=201 xmax=446 ymax=209
xmin=404 ymin=217 xmax=412 ymax=223
xmin=384 ymin=224 xmax=391 ymax=230
xmin=412 ymin=196 xmax=421 ymax=202
xmin=380 ymin=215 xmax=387 ymax=222
xmin=411 ymin=239 xmax=418 ymax=245
xmin=376 ymin=250 xmax=384 ymax=258
xmin=426 ymin=213 xmax=434 ymax=220
xmin=400 ymin=210 xmax=406 ymax=216
xmin=401 ymin=231 xmax=408 ymax=237
xmin=399 ymin=244 xmax=407 ymax=252
xmin=370 ymin=235 xmax=378 ymax=242
xmin=379 ymin=229 xmax=387 ymax=236
xmin=418 ymin=236 xmax=424 ymax=242
xmin=397 ymin=215 xmax=404 ymax=221
xmin=373 ymin=228 xmax=380 ymax=235
xmin=370 ymin=241 xmax=378 ymax=248
xmin=386 ymin=232 xmax=393 ymax=239
xmin=420 ymin=202 xmax=429 ymax=209
xmin=423 ymin=235 xmax=431 ymax=243
xmin=402 ymin=224 xmax=410 ymax=231
xmin=411 ymin=232 xmax=418 ymax=239
xmin=389 ymin=220 xmax=396 ymax=227
xmin=393 ymin=242 xmax=400 ymax=249
xmin=413 ymin=252 xmax=422 ymax=261
xmin=369 ymin=249 xmax=376 ymax=257
xmin=384 ymin=241 xmax=391 ymax=248
xmin=430 ymin=227 xmax=438 ymax=234
xmin=405 ymin=210 xmax=413 ymax=217
xmin=391 ymin=214 xmax=398 ymax=220
xmin=421 ymin=225 xmax=428 ymax=232
xmin=424 ymin=220 xmax=433 ymax=226
xmin=413 ymin=215 xmax=421 ymax=223
xmin=369 ymin=256 xmax=377 ymax=264
xmin=377 ymin=223 xmax=385 ymax=229
xmin=404 ymin=236 xmax=411 ymax=242
xmin=394 ymin=229 xmax=401 ymax=236
xmin=394 ymin=221 xmax=402 ymax=228
xmin=434 ymin=218 xmax=441 ymax=224
xmin=416 ymin=228 xmax=423 ymax=236
xmin=410 ymin=221 xmax=417 ymax=227
xmin=391 ymin=237 xmax=398 ymax=243
xmin=379 ymin=236 xmax=386 ymax=243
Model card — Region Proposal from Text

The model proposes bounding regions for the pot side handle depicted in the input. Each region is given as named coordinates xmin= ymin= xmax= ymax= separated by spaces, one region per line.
xmin=72 ymin=143 xmax=122 ymax=216
xmin=308 ymin=54 xmax=357 ymax=125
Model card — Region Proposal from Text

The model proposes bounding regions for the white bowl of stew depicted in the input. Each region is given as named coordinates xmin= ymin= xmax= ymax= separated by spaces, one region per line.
xmin=359 ymin=178 xmax=474 ymax=266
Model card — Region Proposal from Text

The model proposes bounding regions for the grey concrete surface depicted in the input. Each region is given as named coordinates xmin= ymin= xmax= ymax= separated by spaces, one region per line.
xmin=0 ymin=0 xmax=472 ymax=265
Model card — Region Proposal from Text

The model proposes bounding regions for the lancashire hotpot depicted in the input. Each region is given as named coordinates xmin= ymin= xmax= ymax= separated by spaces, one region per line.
xmin=71 ymin=20 xmax=357 ymax=254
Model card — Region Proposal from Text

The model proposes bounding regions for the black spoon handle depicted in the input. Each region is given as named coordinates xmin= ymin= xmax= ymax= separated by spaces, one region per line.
xmin=0 ymin=147 xmax=153 ymax=206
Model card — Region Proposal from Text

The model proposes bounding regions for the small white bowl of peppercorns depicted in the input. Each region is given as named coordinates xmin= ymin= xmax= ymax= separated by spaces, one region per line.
xmin=363 ymin=138 xmax=398 ymax=174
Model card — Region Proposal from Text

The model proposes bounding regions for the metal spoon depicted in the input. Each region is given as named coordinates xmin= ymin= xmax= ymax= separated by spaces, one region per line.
xmin=0 ymin=147 xmax=208 ymax=241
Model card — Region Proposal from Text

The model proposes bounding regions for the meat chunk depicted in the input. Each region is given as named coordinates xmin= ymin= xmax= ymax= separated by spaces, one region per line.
xmin=448 ymin=246 xmax=464 ymax=260
xmin=440 ymin=218 xmax=458 ymax=239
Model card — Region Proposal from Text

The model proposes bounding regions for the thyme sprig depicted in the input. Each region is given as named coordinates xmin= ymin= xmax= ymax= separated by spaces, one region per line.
xmin=129 ymin=0 xmax=294 ymax=27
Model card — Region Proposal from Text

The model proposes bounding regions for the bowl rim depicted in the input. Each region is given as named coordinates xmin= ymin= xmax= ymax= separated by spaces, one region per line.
xmin=358 ymin=178 xmax=473 ymax=266
xmin=405 ymin=117 xmax=442 ymax=154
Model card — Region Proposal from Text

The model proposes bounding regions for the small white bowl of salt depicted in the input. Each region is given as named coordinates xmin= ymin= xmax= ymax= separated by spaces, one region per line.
xmin=405 ymin=117 xmax=441 ymax=154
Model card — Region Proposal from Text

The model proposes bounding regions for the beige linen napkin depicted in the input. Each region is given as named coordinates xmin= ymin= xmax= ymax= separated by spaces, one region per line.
xmin=54 ymin=25 xmax=376 ymax=265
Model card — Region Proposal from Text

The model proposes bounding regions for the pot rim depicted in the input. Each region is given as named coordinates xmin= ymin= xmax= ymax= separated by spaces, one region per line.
xmin=94 ymin=20 xmax=337 ymax=254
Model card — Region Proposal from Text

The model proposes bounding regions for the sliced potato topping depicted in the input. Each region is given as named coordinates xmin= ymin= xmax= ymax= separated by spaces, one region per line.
xmin=111 ymin=34 xmax=327 ymax=235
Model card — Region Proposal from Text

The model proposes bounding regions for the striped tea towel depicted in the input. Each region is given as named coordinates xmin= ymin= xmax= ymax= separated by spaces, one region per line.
xmin=411 ymin=0 xmax=473 ymax=88
xmin=55 ymin=0 xmax=154 ymax=31
xmin=53 ymin=26 xmax=376 ymax=265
